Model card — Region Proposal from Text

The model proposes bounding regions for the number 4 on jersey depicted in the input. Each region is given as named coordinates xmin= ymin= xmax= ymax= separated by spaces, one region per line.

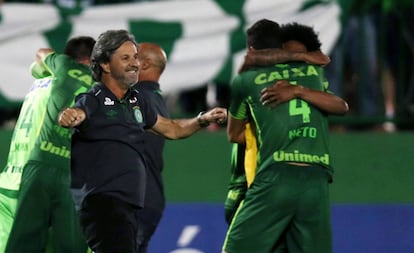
xmin=289 ymin=99 xmax=311 ymax=123
xmin=287 ymin=81 xmax=311 ymax=123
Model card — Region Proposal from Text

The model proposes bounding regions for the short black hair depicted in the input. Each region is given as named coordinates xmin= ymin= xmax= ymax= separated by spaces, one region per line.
xmin=280 ymin=22 xmax=322 ymax=51
xmin=246 ymin=19 xmax=283 ymax=49
xmin=64 ymin=36 xmax=96 ymax=61
xmin=90 ymin=29 xmax=136 ymax=82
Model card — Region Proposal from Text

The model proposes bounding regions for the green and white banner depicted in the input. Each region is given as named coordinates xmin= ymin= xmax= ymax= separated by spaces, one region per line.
xmin=0 ymin=0 xmax=340 ymax=107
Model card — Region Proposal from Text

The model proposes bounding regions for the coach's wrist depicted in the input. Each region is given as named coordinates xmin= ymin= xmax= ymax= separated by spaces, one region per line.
xmin=197 ymin=111 xmax=210 ymax=128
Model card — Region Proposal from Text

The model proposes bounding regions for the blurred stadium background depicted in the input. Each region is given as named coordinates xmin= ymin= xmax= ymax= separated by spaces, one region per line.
xmin=0 ymin=0 xmax=413 ymax=252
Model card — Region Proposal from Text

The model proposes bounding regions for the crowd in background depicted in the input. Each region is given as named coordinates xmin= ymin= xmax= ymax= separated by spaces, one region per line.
xmin=325 ymin=0 xmax=414 ymax=132
xmin=177 ymin=0 xmax=414 ymax=132
xmin=1 ymin=0 xmax=414 ymax=131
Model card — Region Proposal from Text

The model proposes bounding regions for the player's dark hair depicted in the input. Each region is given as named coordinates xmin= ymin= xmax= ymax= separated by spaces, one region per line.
xmin=90 ymin=29 xmax=136 ymax=82
xmin=64 ymin=36 xmax=96 ymax=61
xmin=280 ymin=22 xmax=322 ymax=51
xmin=246 ymin=19 xmax=283 ymax=49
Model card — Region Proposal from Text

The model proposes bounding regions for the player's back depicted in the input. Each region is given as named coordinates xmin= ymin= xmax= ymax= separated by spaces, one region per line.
xmin=237 ymin=62 xmax=332 ymax=174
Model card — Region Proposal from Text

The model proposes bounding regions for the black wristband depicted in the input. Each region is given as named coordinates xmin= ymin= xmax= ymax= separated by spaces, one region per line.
xmin=197 ymin=111 xmax=210 ymax=127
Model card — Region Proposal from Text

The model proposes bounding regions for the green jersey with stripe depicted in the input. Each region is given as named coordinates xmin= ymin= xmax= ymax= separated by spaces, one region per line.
xmin=229 ymin=62 xmax=333 ymax=176
xmin=4 ymin=53 xmax=94 ymax=176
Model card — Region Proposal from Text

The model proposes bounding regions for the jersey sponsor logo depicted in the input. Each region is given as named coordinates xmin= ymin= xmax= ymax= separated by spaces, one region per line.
xmin=67 ymin=69 xmax=94 ymax=88
xmin=53 ymin=125 xmax=72 ymax=140
xmin=39 ymin=141 xmax=70 ymax=159
xmin=104 ymin=97 xmax=114 ymax=105
xmin=273 ymin=150 xmax=329 ymax=165
xmin=133 ymin=106 xmax=143 ymax=123
xmin=254 ymin=65 xmax=319 ymax=85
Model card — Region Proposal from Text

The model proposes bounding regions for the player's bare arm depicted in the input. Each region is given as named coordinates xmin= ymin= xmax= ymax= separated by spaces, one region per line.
xmin=239 ymin=47 xmax=330 ymax=73
xmin=226 ymin=116 xmax=246 ymax=144
xmin=260 ymin=80 xmax=349 ymax=115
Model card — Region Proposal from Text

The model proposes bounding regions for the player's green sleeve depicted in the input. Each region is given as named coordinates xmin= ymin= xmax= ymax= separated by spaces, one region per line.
xmin=30 ymin=61 xmax=51 ymax=79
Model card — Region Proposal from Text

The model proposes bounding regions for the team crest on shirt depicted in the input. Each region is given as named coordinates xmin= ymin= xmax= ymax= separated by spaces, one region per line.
xmin=133 ymin=106 xmax=143 ymax=123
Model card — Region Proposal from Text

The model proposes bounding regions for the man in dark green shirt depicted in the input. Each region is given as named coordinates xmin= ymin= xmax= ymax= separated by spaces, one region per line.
xmin=58 ymin=29 xmax=227 ymax=253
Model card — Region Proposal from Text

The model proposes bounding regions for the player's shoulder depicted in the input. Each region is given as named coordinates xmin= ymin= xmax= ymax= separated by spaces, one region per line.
xmin=44 ymin=52 xmax=81 ymax=73
xmin=232 ymin=68 xmax=264 ymax=87
xmin=45 ymin=52 xmax=70 ymax=63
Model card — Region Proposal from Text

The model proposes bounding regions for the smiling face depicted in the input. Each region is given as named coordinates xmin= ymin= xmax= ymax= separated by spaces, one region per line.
xmin=101 ymin=41 xmax=140 ymax=89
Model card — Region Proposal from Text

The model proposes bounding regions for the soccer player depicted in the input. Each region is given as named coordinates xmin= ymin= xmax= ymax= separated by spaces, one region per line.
xmin=3 ymin=36 xmax=95 ymax=253
xmin=223 ymin=20 xmax=348 ymax=253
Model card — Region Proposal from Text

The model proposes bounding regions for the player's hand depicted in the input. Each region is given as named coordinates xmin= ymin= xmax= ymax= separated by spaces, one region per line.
xmin=260 ymin=80 xmax=299 ymax=108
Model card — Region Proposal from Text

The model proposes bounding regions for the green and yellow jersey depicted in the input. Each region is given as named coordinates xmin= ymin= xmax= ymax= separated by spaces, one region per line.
xmin=3 ymin=53 xmax=95 ymax=184
xmin=229 ymin=62 xmax=333 ymax=176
